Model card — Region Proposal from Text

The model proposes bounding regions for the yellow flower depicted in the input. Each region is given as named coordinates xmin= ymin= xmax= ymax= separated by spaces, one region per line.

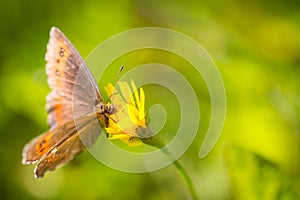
xmin=104 ymin=80 xmax=146 ymax=146
xmin=104 ymin=80 xmax=198 ymax=200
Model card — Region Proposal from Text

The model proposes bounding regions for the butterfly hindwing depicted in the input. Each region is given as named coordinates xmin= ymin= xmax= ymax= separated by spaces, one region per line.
xmin=34 ymin=132 xmax=84 ymax=178
xmin=23 ymin=115 xmax=101 ymax=178
xmin=22 ymin=115 xmax=93 ymax=164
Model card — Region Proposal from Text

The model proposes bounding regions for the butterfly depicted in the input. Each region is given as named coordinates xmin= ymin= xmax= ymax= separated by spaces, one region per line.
xmin=22 ymin=27 xmax=115 ymax=178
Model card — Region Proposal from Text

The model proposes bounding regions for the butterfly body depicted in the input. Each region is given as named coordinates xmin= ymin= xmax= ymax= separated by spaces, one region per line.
xmin=22 ymin=27 xmax=114 ymax=178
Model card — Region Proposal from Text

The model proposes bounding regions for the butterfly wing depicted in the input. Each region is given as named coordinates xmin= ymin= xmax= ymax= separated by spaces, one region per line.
xmin=23 ymin=115 xmax=101 ymax=178
xmin=36 ymin=118 xmax=100 ymax=178
xmin=45 ymin=27 xmax=102 ymax=130
xmin=22 ymin=27 xmax=104 ymax=177
xmin=34 ymin=132 xmax=85 ymax=178
xmin=22 ymin=115 xmax=92 ymax=165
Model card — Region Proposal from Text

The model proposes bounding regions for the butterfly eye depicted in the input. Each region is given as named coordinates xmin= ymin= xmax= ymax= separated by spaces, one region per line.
xmin=105 ymin=105 xmax=115 ymax=114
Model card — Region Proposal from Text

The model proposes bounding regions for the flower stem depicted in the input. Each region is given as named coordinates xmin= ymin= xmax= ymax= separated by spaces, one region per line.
xmin=161 ymin=147 xmax=200 ymax=200
xmin=140 ymin=128 xmax=200 ymax=200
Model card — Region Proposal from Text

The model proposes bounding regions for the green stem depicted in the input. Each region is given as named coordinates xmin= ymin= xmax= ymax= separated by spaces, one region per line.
xmin=173 ymin=159 xmax=200 ymax=200
xmin=161 ymin=147 xmax=200 ymax=200
xmin=139 ymin=127 xmax=200 ymax=200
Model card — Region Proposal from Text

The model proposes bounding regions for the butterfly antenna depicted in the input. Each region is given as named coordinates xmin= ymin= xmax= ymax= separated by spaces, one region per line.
xmin=116 ymin=65 xmax=124 ymax=84
xmin=106 ymin=65 xmax=124 ymax=103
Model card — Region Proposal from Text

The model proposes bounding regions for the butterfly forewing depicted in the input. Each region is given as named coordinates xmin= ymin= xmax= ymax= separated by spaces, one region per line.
xmin=45 ymin=27 xmax=102 ymax=130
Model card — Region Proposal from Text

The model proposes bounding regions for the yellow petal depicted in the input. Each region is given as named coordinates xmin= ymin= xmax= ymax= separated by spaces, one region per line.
xmin=131 ymin=79 xmax=140 ymax=109
xmin=139 ymin=87 xmax=145 ymax=123
xmin=119 ymin=81 xmax=132 ymax=103
xmin=105 ymin=126 xmax=120 ymax=134
xmin=108 ymin=133 xmax=131 ymax=140
xmin=104 ymin=83 xmax=115 ymax=97
xmin=114 ymin=107 xmax=137 ymax=136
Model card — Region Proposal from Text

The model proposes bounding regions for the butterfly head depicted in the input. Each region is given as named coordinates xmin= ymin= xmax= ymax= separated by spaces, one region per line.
xmin=96 ymin=102 xmax=116 ymax=128
xmin=96 ymin=102 xmax=116 ymax=114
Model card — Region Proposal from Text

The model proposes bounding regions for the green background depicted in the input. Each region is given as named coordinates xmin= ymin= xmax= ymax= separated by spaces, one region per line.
xmin=0 ymin=0 xmax=299 ymax=199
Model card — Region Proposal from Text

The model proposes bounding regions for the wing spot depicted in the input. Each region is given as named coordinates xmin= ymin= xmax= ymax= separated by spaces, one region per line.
xmin=39 ymin=147 xmax=46 ymax=153
xmin=55 ymin=69 xmax=61 ymax=76
xmin=59 ymin=47 xmax=65 ymax=57
xmin=39 ymin=139 xmax=46 ymax=147
xmin=56 ymin=59 xmax=60 ymax=64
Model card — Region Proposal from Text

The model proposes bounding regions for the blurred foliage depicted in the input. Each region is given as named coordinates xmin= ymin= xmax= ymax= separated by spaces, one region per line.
xmin=0 ymin=0 xmax=299 ymax=199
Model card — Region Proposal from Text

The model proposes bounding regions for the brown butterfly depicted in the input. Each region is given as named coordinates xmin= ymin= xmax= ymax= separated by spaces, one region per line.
xmin=22 ymin=27 xmax=115 ymax=178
